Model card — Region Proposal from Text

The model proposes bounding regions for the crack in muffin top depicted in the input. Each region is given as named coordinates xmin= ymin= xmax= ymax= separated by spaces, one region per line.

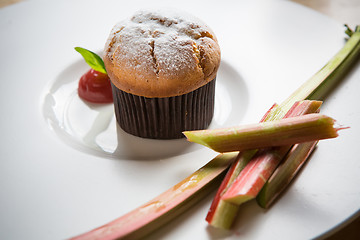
xmin=104 ymin=10 xmax=221 ymax=98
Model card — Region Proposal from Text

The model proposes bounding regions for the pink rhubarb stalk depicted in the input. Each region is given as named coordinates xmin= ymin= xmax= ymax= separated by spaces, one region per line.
xmin=256 ymin=141 xmax=318 ymax=208
xmin=70 ymin=153 xmax=238 ymax=240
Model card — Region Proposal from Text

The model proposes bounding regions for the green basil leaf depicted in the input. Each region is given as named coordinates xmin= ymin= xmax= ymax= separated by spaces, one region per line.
xmin=75 ymin=47 xmax=107 ymax=74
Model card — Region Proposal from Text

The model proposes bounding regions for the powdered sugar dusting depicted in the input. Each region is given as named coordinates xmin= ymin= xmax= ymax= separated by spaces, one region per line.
xmin=105 ymin=9 xmax=217 ymax=78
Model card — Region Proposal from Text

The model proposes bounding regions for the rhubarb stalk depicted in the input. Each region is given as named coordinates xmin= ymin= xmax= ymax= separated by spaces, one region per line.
xmin=256 ymin=141 xmax=318 ymax=208
xmin=279 ymin=25 xmax=360 ymax=115
xmin=220 ymin=101 xmax=322 ymax=205
xmin=183 ymin=114 xmax=341 ymax=153
xmin=71 ymin=153 xmax=238 ymax=240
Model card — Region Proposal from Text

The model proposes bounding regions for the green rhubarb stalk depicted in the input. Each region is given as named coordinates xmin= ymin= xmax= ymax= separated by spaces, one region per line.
xmin=70 ymin=153 xmax=238 ymax=240
xmin=184 ymin=114 xmax=341 ymax=153
xmin=257 ymin=25 xmax=360 ymax=121
xmin=279 ymin=25 xmax=360 ymax=115
xmin=257 ymin=141 xmax=318 ymax=208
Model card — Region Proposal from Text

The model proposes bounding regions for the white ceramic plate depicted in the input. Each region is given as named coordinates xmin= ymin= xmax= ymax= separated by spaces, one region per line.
xmin=1 ymin=0 xmax=359 ymax=239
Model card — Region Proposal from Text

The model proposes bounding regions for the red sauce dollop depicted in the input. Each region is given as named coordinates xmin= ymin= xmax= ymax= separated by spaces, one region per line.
xmin=78 ymin=69 xmax=113 ymax=104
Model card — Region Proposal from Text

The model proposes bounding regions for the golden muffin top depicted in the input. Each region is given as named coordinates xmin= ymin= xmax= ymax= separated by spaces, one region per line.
xmin=103 ymin=10 xmax=221 ymax=98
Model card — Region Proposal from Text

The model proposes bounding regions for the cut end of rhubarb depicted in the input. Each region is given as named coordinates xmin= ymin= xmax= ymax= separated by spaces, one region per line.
xmin=256 ymin=190 xmax=269 ymax=209
xmin=206 ymin=200 xmax=239 ymax=229
xmin=183 ymin=131 xmax=211 ymax=149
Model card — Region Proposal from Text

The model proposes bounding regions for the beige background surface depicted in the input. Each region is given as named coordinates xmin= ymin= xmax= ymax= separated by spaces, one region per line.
xmin=293 ymin=0 xmax=360 ymax=26
xmin=1 ymin=0 xmax=359 ymax=239
xmin=0 ymin=0 xmax=20 ymax=8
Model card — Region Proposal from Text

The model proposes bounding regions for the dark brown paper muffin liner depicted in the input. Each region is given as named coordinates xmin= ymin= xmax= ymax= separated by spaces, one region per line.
xmin=111 ymin=78 xmax=216 ymax=139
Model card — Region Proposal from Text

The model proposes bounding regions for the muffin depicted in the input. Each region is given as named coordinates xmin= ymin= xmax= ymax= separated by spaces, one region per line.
xmin=103 ymin=10 xmax=221 ymax=139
